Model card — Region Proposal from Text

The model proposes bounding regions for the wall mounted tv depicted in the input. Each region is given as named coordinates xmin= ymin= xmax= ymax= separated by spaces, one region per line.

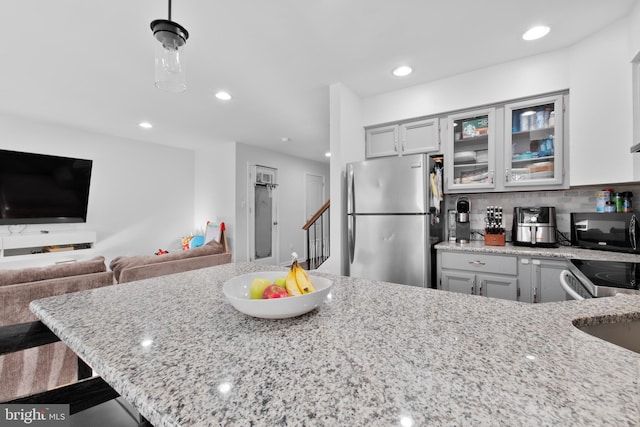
xmin=0 ymin=149 xmax=93 ymax=225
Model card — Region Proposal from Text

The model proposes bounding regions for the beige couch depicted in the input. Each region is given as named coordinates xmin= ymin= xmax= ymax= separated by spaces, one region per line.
xmin=110 ymin=238 xmax=231 ymax=283
xmin=0 ymin=256 xmax=114 ymax=401
xmin=0 ymin=232 xmax=232 ymax=403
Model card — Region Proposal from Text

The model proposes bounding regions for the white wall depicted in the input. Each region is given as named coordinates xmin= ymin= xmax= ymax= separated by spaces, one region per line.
xmin=194 ymin=142 xmax=237 ymax=256
xmin=0 ymin=113 xmax=195 ymax=268
xmin=363 ymin=50 xmax=570 ymax=127
xmin=234 ymin=142 xmax=329 ymax=266
xmin=322 ymin=83 xmax=364 ymax=275
xmin=0 ymin=113 xmax=329 ymax=270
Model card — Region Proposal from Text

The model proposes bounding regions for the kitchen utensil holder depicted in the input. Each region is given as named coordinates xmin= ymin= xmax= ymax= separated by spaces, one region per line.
xmin=484 ymin=232 xmax=505 ymax=246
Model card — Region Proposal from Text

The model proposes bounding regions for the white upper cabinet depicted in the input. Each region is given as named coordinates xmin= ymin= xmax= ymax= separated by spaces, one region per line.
xmin=400 ymin=118 xmax=440 ymax=155
xmin=365 ymin=92 xmax=568 ymax=192
xmin=503 ymin=94 xmax=567 ymax=189
xmin=365 ymin=124 xmax=399 ymax=158
xmin=366 ymin=118 xmax=440 ymax=158
xmin=444 ymin=107 xmax=497 ymax=192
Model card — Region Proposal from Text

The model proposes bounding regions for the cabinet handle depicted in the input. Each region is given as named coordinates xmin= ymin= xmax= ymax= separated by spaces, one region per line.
xmin=489 ymin=170 xmax=494 ymax=184
xmin=469 ymin=260 xmax=486 ymax=266
xmin=533 ymin=287 xmax=538 ymax=304
xmin=505 ymin=169 xmax=509 ymax=182
xmin=394 ymin=141 xmax=398 ymax=152
xmin=479 ymin=280 xmax=484 ymax=296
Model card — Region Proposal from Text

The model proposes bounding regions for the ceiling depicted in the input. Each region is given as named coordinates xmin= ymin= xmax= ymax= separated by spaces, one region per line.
xmin=1 ymin=1 xmax=637 ymax=163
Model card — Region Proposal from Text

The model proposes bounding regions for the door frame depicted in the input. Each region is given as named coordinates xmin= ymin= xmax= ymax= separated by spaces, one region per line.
xmin=247 ymin=164 xmax=279 ymax=264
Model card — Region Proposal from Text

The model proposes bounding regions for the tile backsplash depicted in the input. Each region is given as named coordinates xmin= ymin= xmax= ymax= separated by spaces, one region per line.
xmin=443 ymin=183 xmax=640 ymax=241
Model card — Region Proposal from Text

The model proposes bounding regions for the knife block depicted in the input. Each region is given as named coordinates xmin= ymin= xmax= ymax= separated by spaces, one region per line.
xmin=484 ymin=232 xmax=505 ymax=246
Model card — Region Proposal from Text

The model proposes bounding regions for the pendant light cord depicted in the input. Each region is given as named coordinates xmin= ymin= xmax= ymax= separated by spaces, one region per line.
xmin=168 ymin=0 xmax=172 ymax=21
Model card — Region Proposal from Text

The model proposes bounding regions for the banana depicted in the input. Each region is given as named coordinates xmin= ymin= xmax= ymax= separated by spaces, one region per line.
xmin=285 ymin=269 xmax=302 ymax=296
xmin=294 ymin=263 xmax=315 ymax=294
xmin=297 ymin=265 xmax=315 ymax=292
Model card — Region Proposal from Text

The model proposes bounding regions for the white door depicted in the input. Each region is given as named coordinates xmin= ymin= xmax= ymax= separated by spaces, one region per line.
xmin=248 ymin=165 xmax=278 ymax=264
xmin=305 ymin=173 xmax=326 ymax=263
xmin=305 ymin=174 xmax=325 ymax=222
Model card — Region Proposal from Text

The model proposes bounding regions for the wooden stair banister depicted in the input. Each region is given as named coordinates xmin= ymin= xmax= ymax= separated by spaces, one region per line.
xmin=303 ymin=200 xmax=330 ymax=231
xmin=303 ymin=200 xmax=330 ymax=269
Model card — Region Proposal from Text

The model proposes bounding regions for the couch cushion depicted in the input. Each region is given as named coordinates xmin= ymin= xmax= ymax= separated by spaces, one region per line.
xmin=109 ymin=239 xmax=225 ymax=282
xmin=0 ymin=256 xmax=107 ymax=287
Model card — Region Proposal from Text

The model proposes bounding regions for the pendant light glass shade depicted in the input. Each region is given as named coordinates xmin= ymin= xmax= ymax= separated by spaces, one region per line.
xmin=151 ymin=7 xmax=189 ymax=93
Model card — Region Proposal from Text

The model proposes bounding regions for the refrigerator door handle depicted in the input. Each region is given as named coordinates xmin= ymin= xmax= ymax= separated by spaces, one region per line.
xmin=347 ymin=165 xmax=354 ymax=214
xmin=348 ymin=215 xmax=355 ymax=263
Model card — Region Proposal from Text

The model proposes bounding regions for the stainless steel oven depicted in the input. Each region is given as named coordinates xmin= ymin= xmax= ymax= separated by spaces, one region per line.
xmin=560 ymin=259 xmax=640 ymax=300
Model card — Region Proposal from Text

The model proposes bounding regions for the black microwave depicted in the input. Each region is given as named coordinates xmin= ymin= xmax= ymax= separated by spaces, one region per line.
xmin=570 ymin=212 xmax=639 ymax=253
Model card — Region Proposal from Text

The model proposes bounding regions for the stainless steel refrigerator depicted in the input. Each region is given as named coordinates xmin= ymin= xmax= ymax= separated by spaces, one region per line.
xmin=347 ymin=154 xmax=443 ymax=287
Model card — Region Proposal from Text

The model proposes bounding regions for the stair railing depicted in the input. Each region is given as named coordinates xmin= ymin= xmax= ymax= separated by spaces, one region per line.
xmin=302 ymin=200 xmax=330 ymax=270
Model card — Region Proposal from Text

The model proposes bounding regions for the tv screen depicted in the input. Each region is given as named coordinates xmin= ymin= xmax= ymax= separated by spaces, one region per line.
xmin=0 ymin=149 xmax=93 ymax=225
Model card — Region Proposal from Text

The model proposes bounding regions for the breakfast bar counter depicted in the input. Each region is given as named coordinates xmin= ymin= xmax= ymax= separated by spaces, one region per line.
xmin=30 ymin=262 xmax=640 ymax=426
xmin=435 ymin=240 xmax=640 ymax=262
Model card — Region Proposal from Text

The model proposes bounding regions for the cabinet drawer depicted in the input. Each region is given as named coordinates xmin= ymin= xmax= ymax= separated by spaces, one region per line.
xmin=440 ymin=251 xmax=517 ymax=275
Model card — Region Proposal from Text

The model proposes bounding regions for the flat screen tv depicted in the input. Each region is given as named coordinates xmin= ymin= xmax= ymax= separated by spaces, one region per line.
xmin=0 ymin=149 xmax=93 ymax=225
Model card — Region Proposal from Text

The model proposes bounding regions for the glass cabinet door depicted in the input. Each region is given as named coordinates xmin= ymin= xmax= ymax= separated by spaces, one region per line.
xmin=504 ymin=95 xmax=564 ymax=187
xmin=445 ymin=108 xmax=496 ymax=192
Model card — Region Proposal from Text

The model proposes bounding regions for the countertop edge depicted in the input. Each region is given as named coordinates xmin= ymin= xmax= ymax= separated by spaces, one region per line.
xmin=435 ymin=240 xmax=640 ymax=262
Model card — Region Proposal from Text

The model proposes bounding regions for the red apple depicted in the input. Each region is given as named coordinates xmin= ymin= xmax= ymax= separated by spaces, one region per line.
xmin=262 ymin=284 xmax=289 ymax=299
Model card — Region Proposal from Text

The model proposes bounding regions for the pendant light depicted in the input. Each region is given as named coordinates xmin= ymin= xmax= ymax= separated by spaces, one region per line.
xmin=150 ymin=0 xmax=189 ymax=93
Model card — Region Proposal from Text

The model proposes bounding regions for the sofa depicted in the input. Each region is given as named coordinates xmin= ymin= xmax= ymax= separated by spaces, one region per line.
xmin=0 ymin=232 xmax=231 ymax=401
xmin=0 ymin=256 xmax=115 ymax=401
xmin=110 ymin=237 xmax=231 ymax=283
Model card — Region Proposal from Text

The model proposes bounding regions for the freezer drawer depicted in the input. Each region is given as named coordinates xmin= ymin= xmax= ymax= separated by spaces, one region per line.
xmin=349 ymin=214 xmax=428 ymax=287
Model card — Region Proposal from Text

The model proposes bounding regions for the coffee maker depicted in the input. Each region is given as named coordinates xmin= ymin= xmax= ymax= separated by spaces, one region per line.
xmin=455 ymin=197 xmax=471 ymax=243
xmin=512 ymin=207 xmax=558 ymax=247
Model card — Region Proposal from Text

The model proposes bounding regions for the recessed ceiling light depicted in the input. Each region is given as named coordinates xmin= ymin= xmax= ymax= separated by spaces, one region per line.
xmin=522 ymin=26 xmax=550 ymax=41
xmin=325 ymin=152 xmax=331 ymax=157
xmin=392 ymin=66 xmax=412 ymax=77
xmin=139 ymin=122 xmax=153 ymax=129
xmin=281 ymin=137 xmax=290 ymax=143
xmin=215 ymin=91 xmax=232 ymax=101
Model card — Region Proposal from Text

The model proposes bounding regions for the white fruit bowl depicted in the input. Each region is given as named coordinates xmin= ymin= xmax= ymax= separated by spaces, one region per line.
xmin=223 ymin=271 xmax=333 ymax=319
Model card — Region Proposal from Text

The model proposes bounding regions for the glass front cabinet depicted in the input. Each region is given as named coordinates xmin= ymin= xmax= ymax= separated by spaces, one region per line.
xmin=504 ymin=94 xmax=565 ymax=188
xmin=444 ymin=108 xmax=496 ymax=192
xmin=444 ymin=92 xmax=568 ymax=193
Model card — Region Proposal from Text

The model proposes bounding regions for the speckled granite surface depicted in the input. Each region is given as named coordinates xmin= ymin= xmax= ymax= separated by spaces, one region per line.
xmin=436 ymin=240 xmax=640 ymax=262
xmin=30 ymin=262 xmax=640 ymax=427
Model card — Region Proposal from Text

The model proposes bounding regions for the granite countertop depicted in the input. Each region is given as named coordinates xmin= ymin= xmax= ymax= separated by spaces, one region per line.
xmin=436 ymin=240 xmax=640 ymax=262
xmin=30 ymin=262 xmax=640 ymax=426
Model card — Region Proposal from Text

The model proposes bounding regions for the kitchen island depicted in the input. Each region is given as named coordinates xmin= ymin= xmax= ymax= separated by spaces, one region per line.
xmin=435 ymin=240 xmax=640 ymax=262
xmin=30 ymin=262 xmax=640 ymax=426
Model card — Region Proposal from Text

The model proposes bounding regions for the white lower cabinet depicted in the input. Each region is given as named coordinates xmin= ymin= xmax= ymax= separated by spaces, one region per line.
xmin=437 ymin=251 xmax=519 ymax=301
xmin=518 ymin=257 xmax=570 ymax=303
